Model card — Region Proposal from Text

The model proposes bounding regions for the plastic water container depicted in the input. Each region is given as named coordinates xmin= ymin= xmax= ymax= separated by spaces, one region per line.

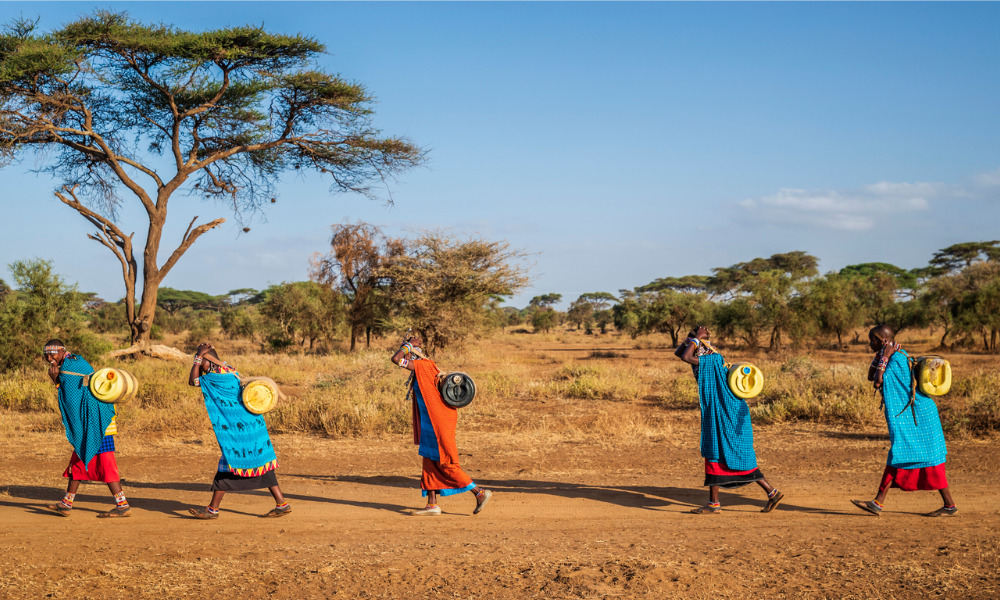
xmin=727 ymin=363 xmax=764 ymax=399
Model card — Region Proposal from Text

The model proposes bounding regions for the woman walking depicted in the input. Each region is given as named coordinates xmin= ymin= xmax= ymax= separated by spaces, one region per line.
xmin=678 ymin=326 xmax=783 ymax=514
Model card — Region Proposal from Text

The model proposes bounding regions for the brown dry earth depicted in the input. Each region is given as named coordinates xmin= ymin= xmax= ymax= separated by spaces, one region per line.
xmin=2 ymin=421 xmax=998 ymax=600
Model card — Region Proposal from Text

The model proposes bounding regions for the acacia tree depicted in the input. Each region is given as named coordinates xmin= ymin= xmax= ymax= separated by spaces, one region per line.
xmin=310 ymin=222 xmax=404 ymax=351
xmin=710 ymin=251 xmax=818 ymax=351
xmin=0 ymin=12 xmax=421 ymax=357
xmin=381 ymin=232 xmax=529 ymax=353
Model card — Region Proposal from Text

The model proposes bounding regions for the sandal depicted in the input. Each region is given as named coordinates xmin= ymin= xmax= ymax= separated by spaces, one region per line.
xmin=690 ymin=504 xmax=721 ymax=514
xmin=263 ymin=504 xmax=292 ymax=518
xmin=761 ymin=490 xmax=784 ymax=513
xmin=46 ymin=503 xmax=72 ymax=517
xmin=97 ymin=505 xmax=131 ymax=518
xmin=188 ymin=506 xmax=219 ymax=519
xmin=925 ymin=506 xmax=958 ymax=518
xmin=850 ymin=499 xmax=881 ymax=517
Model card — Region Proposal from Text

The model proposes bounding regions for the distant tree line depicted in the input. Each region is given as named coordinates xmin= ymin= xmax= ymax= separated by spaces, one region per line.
xmin=585 ymin=241 xmax=1000 ymax=353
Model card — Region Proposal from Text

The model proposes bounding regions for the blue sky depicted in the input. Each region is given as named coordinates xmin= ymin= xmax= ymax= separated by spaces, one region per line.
xmin=2 ymin=2 xmax=999 ymax=308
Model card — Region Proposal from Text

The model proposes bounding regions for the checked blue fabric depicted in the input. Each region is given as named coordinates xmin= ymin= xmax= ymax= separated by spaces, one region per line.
xmin=696 ymin=353 xmax=758 ymax=472
xmin=881 ymin=350 xmax=947 ymax=469
xmin=199 ymin=372 xmax=277 ymax=473
xmin=57 ymin=354 xmax=116 ymax=466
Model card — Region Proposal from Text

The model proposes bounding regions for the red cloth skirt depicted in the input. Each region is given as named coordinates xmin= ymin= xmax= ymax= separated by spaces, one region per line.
xmin=704 ymin=459 xmax=764 ymax=488
xmin=879 ymin=464 xmax=948 ymax=492
xmin=63 ymin=451 xmax=120 ymax=483
xmin=705 ymin=459 xmax=757 ymax=476
xmin=421 ymin=456 xmax=474 ymax=495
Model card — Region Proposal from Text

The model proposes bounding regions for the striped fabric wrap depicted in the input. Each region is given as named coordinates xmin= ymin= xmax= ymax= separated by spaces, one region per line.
xmin=881 ymin=350 xmax=947 ymax=469
xmin=56 ymin=354 xmax=117 ymax=466
xmin=696 ymin=353 xmax=759 ymax=472
xmin=199 ymin=372 xmax=278 ymax=477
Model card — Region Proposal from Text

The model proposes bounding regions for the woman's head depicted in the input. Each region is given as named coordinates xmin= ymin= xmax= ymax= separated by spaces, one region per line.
xmin=868 ymin=325 xmax=893 ymax=351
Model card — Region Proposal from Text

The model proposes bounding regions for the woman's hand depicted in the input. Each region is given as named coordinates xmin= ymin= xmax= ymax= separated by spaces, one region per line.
xmin=48 ymin=363 xmax=61 ymax=383
xmin=195 ymin=343 xmax=213 ymax=358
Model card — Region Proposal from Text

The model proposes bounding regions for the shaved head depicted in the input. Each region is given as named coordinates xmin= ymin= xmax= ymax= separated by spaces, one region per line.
xmin=869 ymin=324 xmax=894 ymax=342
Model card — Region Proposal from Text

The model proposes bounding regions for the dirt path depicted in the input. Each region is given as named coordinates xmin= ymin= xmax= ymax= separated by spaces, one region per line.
xmin=2 ymin=425 xmax=998 ymax=600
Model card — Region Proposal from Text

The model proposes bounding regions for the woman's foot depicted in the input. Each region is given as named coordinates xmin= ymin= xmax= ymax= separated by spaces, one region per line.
xmin=413 ymin=505 xmax=442 ymax=516
xmin=690 ymin=503 xmax=721 ymax=514
xmin=925 ymin=505 xmax=958 ymax=517
xmin=263 ymin=503 xmax=292 ymax=518
xmin=850 ymin=499 xmax=882 ymax=517
xmin=188 ymin=506 xmax=219 ymax=519
xmin=97 ymin=505 xmax=131 ymax=518
xmin=473 ymin=490 xmax=493 ymax=515
xmin=762 ymin=489 xmax=784 ymax=513
xmin=46 ymin=503 xmax=72 ymax=517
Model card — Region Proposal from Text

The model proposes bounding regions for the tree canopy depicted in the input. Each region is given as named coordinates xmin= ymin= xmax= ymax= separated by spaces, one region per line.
xmin=0 ymin=11 xmax=422 ymax=355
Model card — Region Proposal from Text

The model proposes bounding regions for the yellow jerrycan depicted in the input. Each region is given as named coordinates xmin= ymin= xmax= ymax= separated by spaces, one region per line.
xmin=89 ymin=368 xmax=138 ymax=403
xmin=914 ymin=356 xmax=951 ymax=396
xmin=727 ymin=363 xmax=764 ymax=399
xmin=240 ymin=376 xmax=283 ymax=415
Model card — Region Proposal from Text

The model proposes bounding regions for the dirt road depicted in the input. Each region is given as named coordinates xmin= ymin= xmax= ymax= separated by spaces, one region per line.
xmin=2 ymin=422 xmax=998 ymax=600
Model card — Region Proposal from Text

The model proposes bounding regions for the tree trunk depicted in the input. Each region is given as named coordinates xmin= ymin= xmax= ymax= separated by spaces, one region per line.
xmin=349 ymin=323 xmax=359 ymax=351
xmin=366 ymin=327 xmax=371 ymax=348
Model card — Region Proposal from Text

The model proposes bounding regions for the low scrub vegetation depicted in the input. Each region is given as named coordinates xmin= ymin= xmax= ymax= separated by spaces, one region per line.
xmin=1 ymin=332 xmax=997 ymax=441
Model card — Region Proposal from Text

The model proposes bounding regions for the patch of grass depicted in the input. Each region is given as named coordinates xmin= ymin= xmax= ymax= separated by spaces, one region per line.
xmin=750 ymin=359 xmax=881 ymax=427
xmin=588 ymin=350 xmax=628 ymax=359
xmin=550 ymin=364 xmax=644 ymax=402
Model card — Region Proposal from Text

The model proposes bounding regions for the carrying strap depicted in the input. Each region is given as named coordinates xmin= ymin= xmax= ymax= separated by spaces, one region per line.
xmin=60 ymin=371 xmax=91 ymax=386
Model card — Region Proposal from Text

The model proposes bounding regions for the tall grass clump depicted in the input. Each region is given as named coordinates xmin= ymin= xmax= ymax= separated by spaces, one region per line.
xmin=0 ymin=370 xmax=57 ymax=413
xmin=750 ymin=358 xmax=881 ymax=426
xmin=943 ymin=370 xmax=1000 ymax=435
xmin=267 ymin=350 xmax=409 ymax=436
xmin=550 ymin=364 xmax=645 ymax=402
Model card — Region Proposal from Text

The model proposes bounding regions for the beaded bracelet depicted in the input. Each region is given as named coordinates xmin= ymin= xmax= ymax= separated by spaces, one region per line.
xmin=193 ymin=357 xmax=203 ymax=365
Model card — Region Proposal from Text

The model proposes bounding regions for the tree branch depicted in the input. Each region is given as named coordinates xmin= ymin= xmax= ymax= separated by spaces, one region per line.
xmin=158 ymin=217 xmax=226 ymax=278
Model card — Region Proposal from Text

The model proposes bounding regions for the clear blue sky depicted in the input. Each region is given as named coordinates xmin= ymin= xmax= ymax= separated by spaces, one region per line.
xmin=2 ymin=2 xmax=999 ymax=308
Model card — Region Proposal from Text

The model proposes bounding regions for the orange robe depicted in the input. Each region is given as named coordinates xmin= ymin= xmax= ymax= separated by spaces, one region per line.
xmin=412 ymin=360 xmax=475 ymax=496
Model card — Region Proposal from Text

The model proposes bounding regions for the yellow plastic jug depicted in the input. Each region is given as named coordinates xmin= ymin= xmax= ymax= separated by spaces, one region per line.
xmin=915 ymin=356 xmax=951 ymax=396
xmin=89 ymin=368 xmax=138 ymax=404
xmin=727 ymin=363 xmax=764 ymax=399
xmin=240 ymin=376 xmax=281 ymax=415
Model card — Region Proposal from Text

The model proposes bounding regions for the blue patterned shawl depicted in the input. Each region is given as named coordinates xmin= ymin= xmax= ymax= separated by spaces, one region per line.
xmin=881 ymin=350 xmax=947 ymax=469
xmin=199 ymin=372 xmax=277 ymax=475
xmin=56 ymin=354 xmax=116 ymax=466
xmin=696 ymin=353 xmax=759 ymax=471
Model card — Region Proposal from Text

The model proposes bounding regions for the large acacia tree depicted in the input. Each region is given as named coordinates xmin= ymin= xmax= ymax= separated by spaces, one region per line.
xmin=0 ymin=12 xmax=421 ymax=356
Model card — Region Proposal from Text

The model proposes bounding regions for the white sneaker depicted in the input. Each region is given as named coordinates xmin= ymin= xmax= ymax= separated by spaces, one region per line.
xmin=413 ymin=505 xmax=441 ymax=516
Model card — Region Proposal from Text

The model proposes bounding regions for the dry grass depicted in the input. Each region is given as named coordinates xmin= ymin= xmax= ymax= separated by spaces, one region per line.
xmin=1 ymin=329 xmax=998 ymax=440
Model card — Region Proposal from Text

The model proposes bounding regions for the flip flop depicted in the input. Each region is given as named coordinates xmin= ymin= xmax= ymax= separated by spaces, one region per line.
xmin=97 ymin=505 xmax=131 ymax=518
xmin=925 ymin=506 xmax=958 ymax=518
xmin=188 ymin=506 xmax=219 ymax=519
xmin=690 ymin=504 xmax=721 ymax=514
xmin=263 ymin=505 xmax=292 ymax=518
xmin=850 ymin=499 xmax=881 ymax=517
xmin=46 ymin=503 xmax=72 ymax=517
